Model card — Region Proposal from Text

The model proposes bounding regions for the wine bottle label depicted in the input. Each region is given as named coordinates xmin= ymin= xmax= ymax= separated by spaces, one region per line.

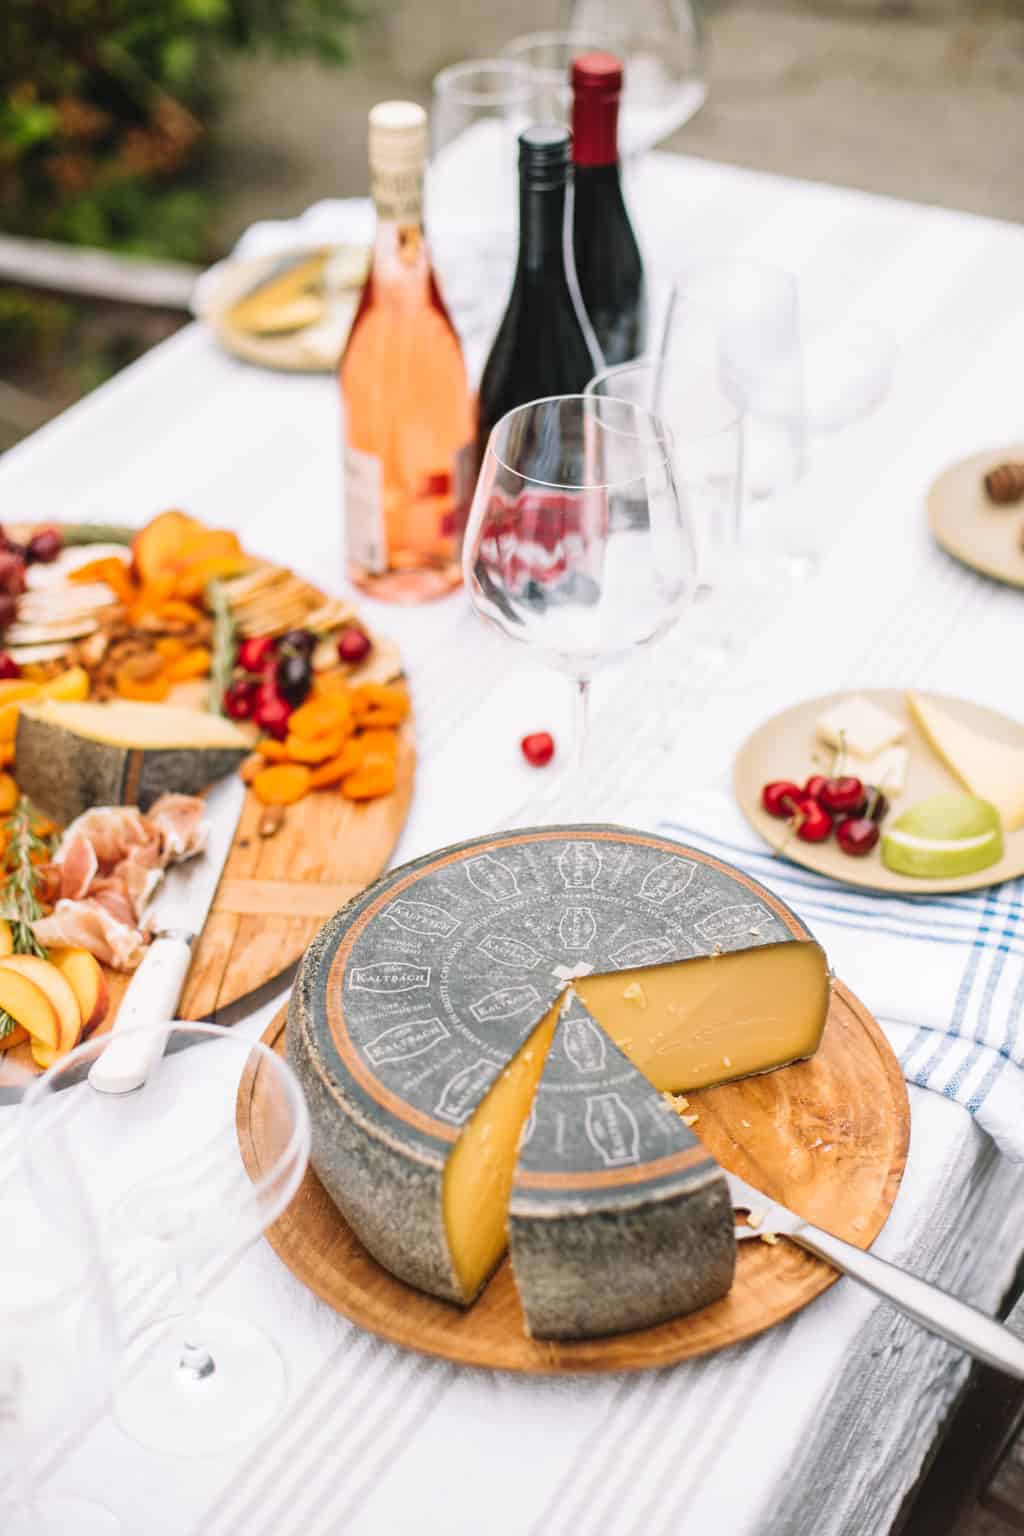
xmin=345 ymin=444 xmax=387 ymax=574
xmin=370 ymin=164 xmax=424 ymax=224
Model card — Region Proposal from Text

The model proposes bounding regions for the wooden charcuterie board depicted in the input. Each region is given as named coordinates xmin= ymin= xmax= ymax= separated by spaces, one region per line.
xmin=237 ymin=979 xmax=909 ymax=1374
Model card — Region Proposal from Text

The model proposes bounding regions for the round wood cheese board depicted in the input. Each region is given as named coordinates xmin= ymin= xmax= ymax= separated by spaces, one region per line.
xmin=927 ymin=443 xmax=1024 ymax=589
xmin=734 ymin=688 xmax=1024 ymax=894
xmin=237 ymin=984 xmax=909 ymax=1374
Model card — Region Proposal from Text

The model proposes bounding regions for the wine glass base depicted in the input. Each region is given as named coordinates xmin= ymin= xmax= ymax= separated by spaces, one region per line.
xmin=2 ymin=1494 xmax=121 ymax=1535
xmin=115 ymin=1310 xmax=287 ymax=1458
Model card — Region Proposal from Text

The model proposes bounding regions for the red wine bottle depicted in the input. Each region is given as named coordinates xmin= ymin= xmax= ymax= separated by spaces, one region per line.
xmin=571 ymin=53 xmax=647 ymax=366
xmin=476 ymin=125 xmax=601 ymax=462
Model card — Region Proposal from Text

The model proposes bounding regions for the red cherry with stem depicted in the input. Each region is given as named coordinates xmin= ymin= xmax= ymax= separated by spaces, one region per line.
xmin=819 ymin=775 xmax=865 ymax=814
xmin=26 ymin=526 xmax=62 ymax=564
xmin=864 ymin=785 xmax=890 ymax=823
xmin=224 ymin=678 xmax=257 ymax=720
xmin=254 ymin=693 xmax=292 ymax=739
xmin=337 ymin=626 xmax=372 ymax=665
xmin=793 ymin=796 xmax=833 ymax=843
xmin=521 ymin=731 xmax=555 ymax=767
xmin=238 ymin=635 xmax=277 ymax=673
xmin=762 ymin=780 xmax=802 ymax=818
xmin=0 ymin=653 xmax=21 ymax=680
xmin=803 ymin=774 xmax=829 ymax=802
xmin=836 ymin=816 xmax=880 ymax=857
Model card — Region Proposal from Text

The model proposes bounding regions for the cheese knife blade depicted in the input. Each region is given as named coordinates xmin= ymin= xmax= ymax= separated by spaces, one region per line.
xmin=726 ymin=1169 xmax=1024 ymax=1379
xmin=88 ymin=774 xmax=246 ymax=1095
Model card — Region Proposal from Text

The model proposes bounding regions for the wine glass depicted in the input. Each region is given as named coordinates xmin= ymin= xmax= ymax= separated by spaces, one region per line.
xmin=429 ymin=59 xmax=533 ymax=374
xmin=463 ymin=393 xmax=696 ymax=773
xmin=502 ymin=4 xmax=706 ymax=155
xmin=24 ymin=1024 xmax=311 ymax=1459
xmin=1 ymin=1064 xmax=120 ymax=1535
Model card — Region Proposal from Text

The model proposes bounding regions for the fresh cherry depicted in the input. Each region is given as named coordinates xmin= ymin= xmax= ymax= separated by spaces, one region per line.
xmin=26 ymin=526 xmax=63 ymax=564
xmin=836 ymin=817 xmax=880 ymax=857
xmin=254 ymin=693 xmax=292 ymax=739
xmin=337 ymin=626 xmax=372 ymax=666
xmin=0 ymin=594 xmax=17 ymax=630
xmin=0 ymin=551 xmax=27 ymax=598
xmin=276 ymin=649 xmax=312 ymax=706
xmin=803 ymin=774 xmax=829 ymax=802
xmin=793 ymin=797 xmax=833 ymax=843
xmin=862 ymin=785 xmax=890 ymax=823
xmin=819 ymin=775 xmax=865 ymax=815
xmin=279 ymin=628 xmax=316 ymax=657
xmin=0 ymin=653 xmax=21 ymax=680
xmin=521 ymin=731 xmax=555 ymax=767
xmin=237 ymin=635 xmax=277 ymax=673
xmin=224 ymin=678 xmax=258 ymax=721
xmin=762 ymin=780 xmax=802 ymax=819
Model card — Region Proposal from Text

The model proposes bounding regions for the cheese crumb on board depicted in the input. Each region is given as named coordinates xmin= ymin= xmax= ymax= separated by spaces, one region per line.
xmin=815 ymin=695 xmax=905 ymax=758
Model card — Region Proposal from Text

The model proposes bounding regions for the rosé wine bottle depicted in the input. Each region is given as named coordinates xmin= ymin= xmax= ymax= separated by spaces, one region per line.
xmin=341 ymin=101 xmax=474 ymax=602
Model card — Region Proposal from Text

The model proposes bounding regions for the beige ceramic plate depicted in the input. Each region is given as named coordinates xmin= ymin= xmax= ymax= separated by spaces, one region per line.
xmin=928 ymin=443 xmax=1024 ymax=589
xmin=734 ymin=688 xmax=1024 ymax=894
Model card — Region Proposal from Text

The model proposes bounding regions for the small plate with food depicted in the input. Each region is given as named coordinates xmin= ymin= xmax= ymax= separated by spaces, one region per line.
xmin=928 ymin=443 xmax=1024 ymax=589
xmin=734 ymin=688 xmax=1024 ymax=894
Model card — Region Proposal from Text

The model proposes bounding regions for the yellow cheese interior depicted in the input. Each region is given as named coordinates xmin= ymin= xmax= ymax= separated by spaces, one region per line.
xmin=576 ymin=941 xmax=830 ymax=1092
xmin=23 ymin=699 xmax=248 ymax=750
xmin=442 ymin=1001 xmax=559 ymax=1301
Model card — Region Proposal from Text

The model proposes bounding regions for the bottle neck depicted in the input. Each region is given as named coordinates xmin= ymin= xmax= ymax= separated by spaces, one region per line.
xmin=572 ymin=91 xmax=620 ymax=169
xmin=370 ymin=160 xmax=428 ymax=289
xmin=518 ymin=180 xmax=570 ymax=275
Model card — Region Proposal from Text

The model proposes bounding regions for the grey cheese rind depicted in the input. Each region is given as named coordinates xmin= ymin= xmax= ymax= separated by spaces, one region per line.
xmin=290 ymin=825 xmax=813 ymax=1319
xmin=508 ymin=992 xmax=735 ymax=1339
xmin=14 ymin=710 xmax=247 ymax=825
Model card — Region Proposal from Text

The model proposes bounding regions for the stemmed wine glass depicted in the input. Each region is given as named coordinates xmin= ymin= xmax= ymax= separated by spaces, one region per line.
xmin=2 ymin=1064 xmax=120 ymax=1535
xmin=463 ymin=393 xmax=696 ymax=776
xmin=24 ymin=1023 xmax=311 ymax=1459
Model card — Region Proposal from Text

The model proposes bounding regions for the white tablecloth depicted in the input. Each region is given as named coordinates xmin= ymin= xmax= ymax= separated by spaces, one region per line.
xmin=3 ymin=151 xmax=1024 ymax=1535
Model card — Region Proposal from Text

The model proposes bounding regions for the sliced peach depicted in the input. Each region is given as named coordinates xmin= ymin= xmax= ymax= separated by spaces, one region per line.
xmin=49 ymin=948 xmax=109 ymax=1038
xmin=0 ymin=1024 xmax=28 ymax=1051
xmin=0 ymin=919 xmax=13 ymax=959
xmin=30 ymin=1038 xmax=57 ymax=1071
xmin=0 ymin=969 xmax=59 ymax=1049
xmin=132 ymin=510 xmax=205 ymax=586
xmin=0 ymin=955 xmax=81 ymax=1055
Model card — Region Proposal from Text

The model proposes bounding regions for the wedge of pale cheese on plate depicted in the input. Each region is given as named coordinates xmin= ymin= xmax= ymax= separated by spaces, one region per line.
xmin=907 ymin=692 xmax=1024 ymax=832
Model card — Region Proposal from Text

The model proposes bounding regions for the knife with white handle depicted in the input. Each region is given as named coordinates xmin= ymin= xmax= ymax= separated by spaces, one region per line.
xmin=727 ymin=1169 xmax=1024 ymax=1379
xmin=88 ymin=774 xmax=246 ymax=1094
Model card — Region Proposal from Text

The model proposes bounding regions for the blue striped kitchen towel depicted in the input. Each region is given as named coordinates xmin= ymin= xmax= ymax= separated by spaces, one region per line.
xmin=654 ymin=793 xmax=1024 ymax=1162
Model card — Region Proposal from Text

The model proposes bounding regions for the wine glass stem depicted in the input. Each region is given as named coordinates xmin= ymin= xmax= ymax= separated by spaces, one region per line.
xmin=174 ymin=1262 xmax=215 ymax=1383
xmin=573 ymin=674 xmax=590 ymax=776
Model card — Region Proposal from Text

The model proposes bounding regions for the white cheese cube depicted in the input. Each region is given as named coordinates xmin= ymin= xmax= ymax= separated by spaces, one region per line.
xmin=815 ymin=695 xmax=905 ymax=759
xmin=851 ymin=745 xmax=909 ymax=795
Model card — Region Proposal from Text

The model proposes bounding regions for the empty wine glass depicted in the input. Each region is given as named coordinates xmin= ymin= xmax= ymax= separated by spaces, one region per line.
xmin=503 ymin=2 xmax=706 ymax=155
xmin=429 ymin=59 xmax=533 ymax=373
xmin=463 ymin=393 xmax=696 ymax=773
xmin=24 ymin=1024 xmax=310 ymax=1459
xmin=2 ymin=1065 xmax=120 ymax=1535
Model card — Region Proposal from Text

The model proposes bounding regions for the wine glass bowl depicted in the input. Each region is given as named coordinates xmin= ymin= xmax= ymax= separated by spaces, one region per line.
xmin=24 ymin=1024 xmax=311 ymax=1460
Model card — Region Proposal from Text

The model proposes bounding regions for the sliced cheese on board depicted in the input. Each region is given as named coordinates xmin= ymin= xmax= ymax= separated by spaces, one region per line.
xmin=576 ymin=939 xmax=829 ymax=1092
xmin=907 ymin=692 xmax=1024 ymax=832
xmin=287 ymin=826 xmax=830 ymax=1337
xmin=509 ymin=991 xmax=734 ymax=1339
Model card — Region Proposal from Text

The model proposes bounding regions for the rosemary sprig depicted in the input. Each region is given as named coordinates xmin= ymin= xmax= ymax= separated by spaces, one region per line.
xmin=0 ymin=796 xmax=54 ymax=1040
xmin=207 ymin=578 xmax=237 ymax=717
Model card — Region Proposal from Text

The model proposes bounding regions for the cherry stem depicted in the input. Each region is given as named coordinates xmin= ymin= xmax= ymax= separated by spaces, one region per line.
xmin=774 ymin=797 xmax=804 ymax=858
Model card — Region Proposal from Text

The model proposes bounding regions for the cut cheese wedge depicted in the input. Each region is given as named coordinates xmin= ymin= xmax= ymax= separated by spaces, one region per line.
xmin=907 ymin=692 xmax=1024 ymax=832
xmin=289 ymin=826 xmax=832 ymax=1337
xmin=576 ymin=940 xmax=829 ymax=1093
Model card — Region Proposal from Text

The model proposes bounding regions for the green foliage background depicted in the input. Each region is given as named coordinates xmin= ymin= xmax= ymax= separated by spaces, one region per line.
xmin=1 ymin=0 xmax=357 ymax=262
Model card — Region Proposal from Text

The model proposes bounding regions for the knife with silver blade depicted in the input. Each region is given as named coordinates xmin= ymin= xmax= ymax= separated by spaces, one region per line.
xmin=88 ymin=774 xmax=246 ymax=1095
xmin=727 ymin=1169 xmax=1024 ymax=1379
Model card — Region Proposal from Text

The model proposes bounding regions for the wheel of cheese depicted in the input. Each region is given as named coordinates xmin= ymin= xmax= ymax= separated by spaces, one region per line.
xmin=287 ymin=825 xmax=830 ymax=1339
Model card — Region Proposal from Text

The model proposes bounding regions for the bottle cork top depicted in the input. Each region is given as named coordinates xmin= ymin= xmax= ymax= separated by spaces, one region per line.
xmin=571 ymin=52 xmax=624 ymax=94
xmin=368 ymin=101 xmax=428 ymax=172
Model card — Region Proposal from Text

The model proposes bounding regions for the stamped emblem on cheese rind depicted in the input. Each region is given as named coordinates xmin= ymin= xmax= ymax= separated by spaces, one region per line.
xmin=561 ymin=1011 xmax=606 ymax=1075
xmin=477 ymin=934 xmax=543 ymax=970
xmin=469 ymin=985 xmax=543 ymax=1023
xmin=349 ymin=960 xmax=431 ymax=993
xmin=585 ymin=1093 xmax=641 ymax=1166
xmin=383 ymin=898 xmax=460 ymax=939
xmin=464 ymin=855 xmax=520 ymax=903
xmin=557 ymin=842 xmax=602 ymax=890
xmin=435 ymin=1059 xmax=501 ymax=1123
xmin=365 ymin=1017 xmax=449 ymax=1065
xmin=558 ymin=906 xmax=597 ymax=950
xmin=636 ymin=857 xmax=697 ymax=905
xmin=610 ymin=935 xmax=677 ymax=968
xmin=696 ymin=903 xmax=772 ymax=944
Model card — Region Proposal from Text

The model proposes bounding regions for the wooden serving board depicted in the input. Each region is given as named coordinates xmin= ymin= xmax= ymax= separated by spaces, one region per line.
xmin=3 ymin=725 xmax=414 ymax=1075
xmin=237 ymin=981 xmax=909 ymax=1375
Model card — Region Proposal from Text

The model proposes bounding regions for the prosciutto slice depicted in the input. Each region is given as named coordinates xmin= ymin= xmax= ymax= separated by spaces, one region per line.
xmin=33 ymin=793 xmax=209 ymax=970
